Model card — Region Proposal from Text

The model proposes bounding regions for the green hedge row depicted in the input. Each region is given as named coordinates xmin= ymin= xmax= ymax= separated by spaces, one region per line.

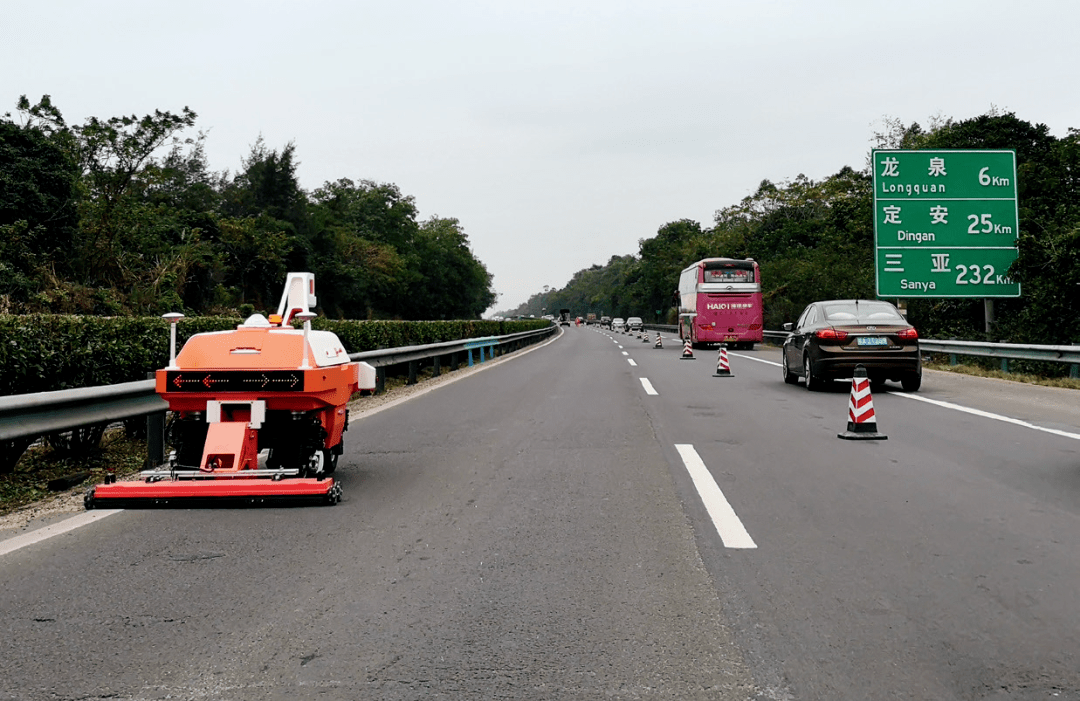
xmin=0 ymin=315 xmax=550 ymax=396
xmin=313 ymin=318 xmax=548 ymax=353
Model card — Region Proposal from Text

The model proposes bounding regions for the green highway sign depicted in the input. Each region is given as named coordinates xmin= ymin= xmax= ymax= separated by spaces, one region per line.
xmin=873 ymin=149 xmax=1020 ymax=298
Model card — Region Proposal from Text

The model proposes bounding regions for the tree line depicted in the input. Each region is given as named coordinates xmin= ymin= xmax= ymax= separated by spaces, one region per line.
xmin=501 ymin=111 xmax=1079 ymax=346
xmin=1 ymin=96 xmax=497 ymax=320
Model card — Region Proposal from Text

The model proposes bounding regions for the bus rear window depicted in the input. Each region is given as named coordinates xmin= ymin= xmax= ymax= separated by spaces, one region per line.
xmin=703 ymin=267 xmax=755 ymax=283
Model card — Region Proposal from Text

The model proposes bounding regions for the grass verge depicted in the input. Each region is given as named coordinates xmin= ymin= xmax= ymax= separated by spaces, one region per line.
xmin=923 ymin=360 xmax=1080 ymax=390
xmin=0 ymin=429 xmax=146 ymax=517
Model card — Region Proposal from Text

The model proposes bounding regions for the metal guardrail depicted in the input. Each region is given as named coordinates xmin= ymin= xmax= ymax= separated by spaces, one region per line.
xmin=637 ymin=325 xmax=1079 ymax=375
xmin=0 ymin=380 xmax=166 ymax=443
xmin=0 ymin=325 xmax=557 ymax=469
xmin=349 ymin=327 xmax=555 ymax=391
xmin=919 ymin=338 xmax=1080 ymax=376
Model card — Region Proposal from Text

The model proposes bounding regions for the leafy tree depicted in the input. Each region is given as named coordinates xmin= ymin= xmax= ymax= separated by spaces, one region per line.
xmin=7 ymin=96 xmax=205 ymax=313
xmin=219 ymin=138 xmax=312 ymax=277
xmin=2 ymin=95 xmax=506 ymax=322
xmin=70 ymin=104 xmax=198 ymax=286
xmin=407 ymin=216 xmax=496 ymax=319
xmin=307 ymin=178 xmax=420 ymax=318
xmin=637 ymin=219 xmax=704 ymax=319
xmin=0 ymin=112 xmax=80 ymax=305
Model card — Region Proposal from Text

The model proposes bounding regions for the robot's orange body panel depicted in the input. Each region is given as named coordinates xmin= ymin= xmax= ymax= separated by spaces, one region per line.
xmin=155 ymin=327 xmax=362 ymax=456
xmin=86 ymin=273 xmax=376 ymax=509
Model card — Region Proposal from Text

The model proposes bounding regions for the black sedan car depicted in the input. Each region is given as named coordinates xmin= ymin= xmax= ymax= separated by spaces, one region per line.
xmin=781 ymin=299 xmax=921 ymax=391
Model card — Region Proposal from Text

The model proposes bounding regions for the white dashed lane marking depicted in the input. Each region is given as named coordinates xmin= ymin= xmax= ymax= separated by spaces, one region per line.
xmin=674 ymin=444 xmax=757 ymax=549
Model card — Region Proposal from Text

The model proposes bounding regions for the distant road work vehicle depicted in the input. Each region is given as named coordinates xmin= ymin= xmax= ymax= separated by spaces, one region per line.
xmin=677 ymin=258 xmax=764 ymax=349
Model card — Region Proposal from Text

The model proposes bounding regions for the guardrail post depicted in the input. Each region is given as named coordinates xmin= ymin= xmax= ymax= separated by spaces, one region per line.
xmin=950 ymin=354 xmax=958 ymax=366
xmin=1001 ymin=358 xmax=1009 ymax=373
xmin=408 ymin=360 xmax=419 ymax=385
xmin=375 ymin=366 xmax=386 ymax=394
xmin=1072 ymin=364 xmax=1079 ymax=379
xmin=145 ymin=372 xmax=165 ymax=469
xmin=146 ymin=412 xmax=165 ymax=468
xmin=479 ymin=346 xmax=486 ymax=363
xmin=433 ymin=355 xmax=442 ymax=377
xmin=467 ymin=349 xmax=474 ymax=367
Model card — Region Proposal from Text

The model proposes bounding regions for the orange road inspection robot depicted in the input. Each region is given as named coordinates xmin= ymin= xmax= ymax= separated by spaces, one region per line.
xmin=85 ymin=273 xmax=376 ymax=508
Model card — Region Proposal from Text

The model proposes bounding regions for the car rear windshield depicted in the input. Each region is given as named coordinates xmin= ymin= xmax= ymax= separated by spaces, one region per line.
xmin=822 ymin=302 xmax=904 ymax=322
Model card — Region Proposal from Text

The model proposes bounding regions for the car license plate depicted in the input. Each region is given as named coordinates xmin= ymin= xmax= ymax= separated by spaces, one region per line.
xmin=857 ymin=336 xmax=888 ymax=346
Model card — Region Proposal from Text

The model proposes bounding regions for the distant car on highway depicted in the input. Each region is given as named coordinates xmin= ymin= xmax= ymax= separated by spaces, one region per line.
xmin=611 ymin=317 xmax=626 ymax=332
xmin=600 ymin=316 xmax=612 ymax=329
xmin=781 ymin=299 xmax=921 ymax=391
xmin=626 ymin=316 xmax=643 ymax=331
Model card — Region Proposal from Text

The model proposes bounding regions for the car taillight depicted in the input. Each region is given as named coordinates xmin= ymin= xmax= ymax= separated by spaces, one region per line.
xmin=897 ymin=328 xmax=919 ymax=340
xmin=815 ymin=328 xmax=848 ymax=340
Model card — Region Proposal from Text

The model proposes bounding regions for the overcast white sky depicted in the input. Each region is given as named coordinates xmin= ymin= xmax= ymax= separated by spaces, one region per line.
xmin=4 ymin=1 xmax=1077 ymax=313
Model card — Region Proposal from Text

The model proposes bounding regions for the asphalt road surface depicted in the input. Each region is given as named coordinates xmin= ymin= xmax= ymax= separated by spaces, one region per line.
xmin=2 ymin=326 xmax=1079 ymax=700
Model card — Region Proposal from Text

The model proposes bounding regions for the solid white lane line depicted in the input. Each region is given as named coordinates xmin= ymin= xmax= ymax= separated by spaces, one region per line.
xmin=674 ymin=444 xmax=757 ymax=549
xmin=0 ymin=509 xmax=123 ymax=558
xmin=627 ymin=359 xmax=638 ymax=366
xmin=639 ymin=378 xmax=658 ymax=395
xmin=890 ymin=392 xmax=1080 ymax=442
xmin=731 ymin=353 xmax=780 ymax=367
xmin=735 ymin=352 xmax=1079 ymax=441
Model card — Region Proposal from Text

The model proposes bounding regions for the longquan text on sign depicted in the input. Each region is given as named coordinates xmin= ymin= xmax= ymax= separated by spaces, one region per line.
xmin=872 ymin=150 xmax=1020 ymax=298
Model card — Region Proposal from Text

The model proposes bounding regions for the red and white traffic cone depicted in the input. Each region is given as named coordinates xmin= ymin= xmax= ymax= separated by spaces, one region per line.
xmin=680 ymin=339 xmax=695 ymax=360
xmin=654 ymin=332 xmax=663 ymax=349
xmin=641 ymin=330 xmax=649 ymax=343
xmin=712 ymin=344 xmax=733 ymax=378
xmin=838 ymin=365 xmax=887 ymax=440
